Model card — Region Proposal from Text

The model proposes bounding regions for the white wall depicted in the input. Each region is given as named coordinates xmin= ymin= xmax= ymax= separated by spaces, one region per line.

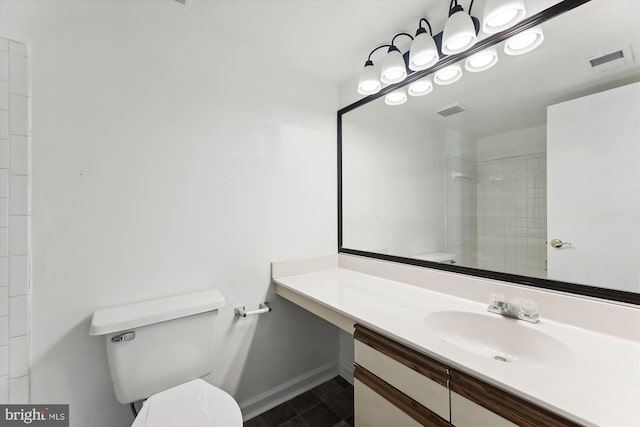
xmin=341 ymin=106 xmax=446 ymax=257
xmin=0 ymin=1 xmax=340 ymax=426
xmin=476 ymin=125 xmax=546 ymax=162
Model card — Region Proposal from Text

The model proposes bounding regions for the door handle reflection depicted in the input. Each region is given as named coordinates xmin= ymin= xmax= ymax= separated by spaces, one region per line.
xmin=550 ymin=239 xmax=572 ymax=248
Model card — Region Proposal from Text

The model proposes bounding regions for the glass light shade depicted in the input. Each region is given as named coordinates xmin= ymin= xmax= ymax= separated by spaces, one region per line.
xmin=380 ymin=47 xmax=407 ymax=84
xmin=409 ymin=31 xmax=439 ymax=71
xmin=384 ymin=88 xmax=407 ymax=106
xmin=504 ymin=27 xmax=544 ymax=55
xmin=465 ymin=48 xmax=498 ymax=72
xmin=357 ymin=62 xmax=381 ymax=95
xmin=408 ymin=78 xmax=433 ymax=97
xmin=434 ymin=64 xmax=463 ymax=85
xmin=442 ymin=9 xmax=478 ymax=55
xmin=482 ymin=0 xmax=526 ymax=34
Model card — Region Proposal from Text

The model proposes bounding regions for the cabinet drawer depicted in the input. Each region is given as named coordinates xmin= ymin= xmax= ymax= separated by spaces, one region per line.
xmin=450 ymin=370 xmax=583 ymax=427
xmin=355 ymin=378 xmax=423 ymax=427
xmin=354 ymin=325 xmax=450 ymax=421
xmin=355 ymin=365 xmax=450 ymax=427
xmin=451 ymin=391 xmax=517 ymax=427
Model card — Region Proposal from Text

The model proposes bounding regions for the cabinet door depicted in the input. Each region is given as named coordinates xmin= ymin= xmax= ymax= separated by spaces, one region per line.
xmin=450 ymin=370 xmax=583 ymax=427
xmin=451 ymin=391 xmax=517 ymax=427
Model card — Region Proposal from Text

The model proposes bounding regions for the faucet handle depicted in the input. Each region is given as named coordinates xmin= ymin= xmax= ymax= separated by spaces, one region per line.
xmin=518 ymin=298 xmax=539 ymax=322
xmin=490 ymin=293 xmax=506 ymax=308
xmin=489 ymin=293 xmax=509 ymax=313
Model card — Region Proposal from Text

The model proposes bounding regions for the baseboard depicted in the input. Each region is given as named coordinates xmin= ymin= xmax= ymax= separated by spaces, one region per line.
xmin=339 ymin=359 xmax=354 ymax=385
xmin=239 ymin=362 xmax=339 ymax=421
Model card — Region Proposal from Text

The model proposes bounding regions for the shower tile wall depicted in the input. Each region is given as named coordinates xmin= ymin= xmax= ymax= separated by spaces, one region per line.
xmin=0 ymin=38 xmax=31 ymax=404
xmin=445 ymin=155 xmax=477 ymax=266
xmin=476 ymin=153 xmax=547 ymax=278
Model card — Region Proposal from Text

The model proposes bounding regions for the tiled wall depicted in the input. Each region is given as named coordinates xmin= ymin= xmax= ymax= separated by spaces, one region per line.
xmin=445 ymin=155 xmax=477 ymax=266
xmin=476 ymin=153 xmax=547 ymax=278
xmin=446 ymin=152 xmax=547 ymax=278
xmin=0 ymin=37 xmax=32 ymax=404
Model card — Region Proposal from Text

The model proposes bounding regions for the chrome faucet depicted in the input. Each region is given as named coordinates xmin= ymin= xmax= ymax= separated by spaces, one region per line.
xmin=487 ymin=294 xmax=539 ymax=323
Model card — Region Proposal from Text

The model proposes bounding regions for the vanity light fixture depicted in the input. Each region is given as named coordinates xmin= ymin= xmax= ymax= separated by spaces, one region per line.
xmin=409 ymin=19 xmax=439 ymax=71
xmin=385 ymin=88 xmax=408 ymax=105
xmin=482 ymin=0 xmax=526 ymax=34
xmin=504 ymin=27 xmax=544 ymax=55
xmin=441 ymin=0 xmax=479 ymax=55
xmin=380 ymin=33 xmax=414 ymax=84
xmin=408 ymin=77 xmax=434 ymax=97
xmin=355 ymin=0 xmax=538 ymax=104
xmin=465 ymin=48 xmax=498 ymax=72
xmin=434 ymin=64 xmax=463 ymax=85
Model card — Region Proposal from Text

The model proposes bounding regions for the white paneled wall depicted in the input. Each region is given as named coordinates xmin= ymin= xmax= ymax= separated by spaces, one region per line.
xmin=0 ymin=37 xmax=32 ymax=404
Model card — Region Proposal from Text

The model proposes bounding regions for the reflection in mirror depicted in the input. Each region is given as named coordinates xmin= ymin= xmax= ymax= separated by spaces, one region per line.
xmin=340 ymin=0 xmax=640 ymax=296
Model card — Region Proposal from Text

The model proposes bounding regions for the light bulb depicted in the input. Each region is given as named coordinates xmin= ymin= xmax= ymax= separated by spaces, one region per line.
xmin=465 ymin=49 xmax=498 ymax=72
xmin=357 ymin=61 xmax=381 ymax=95
xmin=385 ymin=89 xmax=407 ymax=106
xmin=408 ymin=78 xmax=433 ymax=97
xmin=504 ymin=28 xmax=544 ymax=55
xmin=434 ymin=65 xmax=463 ymax=85
xmin=442 ymin=5 xmax=477 ymax=55
xmin=409 ymin=29 xmax=439 ymax=71
xmin=380 ymin=47 xmax=407 ymax=84
xmin=482 ymin=0 xmax=526 ymax=34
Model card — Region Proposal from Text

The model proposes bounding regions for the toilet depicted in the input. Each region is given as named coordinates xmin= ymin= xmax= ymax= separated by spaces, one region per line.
xmin=89 ymin=289 xmax=243 ymax=427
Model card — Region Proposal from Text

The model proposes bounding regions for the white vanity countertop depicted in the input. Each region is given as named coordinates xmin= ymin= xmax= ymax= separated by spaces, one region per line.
xmin=273 ymin=266 xmax=640 ymax=427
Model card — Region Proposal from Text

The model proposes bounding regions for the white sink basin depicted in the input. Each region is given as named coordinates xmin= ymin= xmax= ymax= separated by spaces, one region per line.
xmin=424 ymin=310 xmax=577 ymax=367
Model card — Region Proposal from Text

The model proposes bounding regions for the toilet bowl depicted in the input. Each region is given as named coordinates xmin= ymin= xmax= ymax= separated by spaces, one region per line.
xmin=132 ymin=379 xmax=242 ymax=427
xmin=90 ymin=289 xmax=243 ymax=427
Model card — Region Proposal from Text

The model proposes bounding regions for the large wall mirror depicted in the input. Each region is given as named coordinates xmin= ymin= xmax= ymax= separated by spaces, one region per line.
xmin=338 ymin=0 xmax=640 ymax=304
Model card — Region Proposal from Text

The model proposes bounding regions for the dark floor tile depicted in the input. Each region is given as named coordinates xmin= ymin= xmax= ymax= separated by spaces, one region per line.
xmin=344 ymin=414 xmax=354 ymax=426
xmin=311 ymin=379 xmax=344 ymax=401
xmin=333 ymin=376 xmax=351 ymax=389
xmin=278 ymin=415 xmax=309 ymax=427
xmin=288 ymin=390 xmax=322 ymax=414
xmin=244 ymin=415 xmax=269 ymax=427
xmin=322 ymin=387 xmax=354 ymax=419
xmin=299 ymin=403 xmax=340 ymax=427
xmin=261 ymin=402 xmax=297 ymax=427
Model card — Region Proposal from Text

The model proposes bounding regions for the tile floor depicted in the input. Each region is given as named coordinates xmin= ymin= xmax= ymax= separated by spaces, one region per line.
xmin=244 ymin=376 xmax=354 ymax=427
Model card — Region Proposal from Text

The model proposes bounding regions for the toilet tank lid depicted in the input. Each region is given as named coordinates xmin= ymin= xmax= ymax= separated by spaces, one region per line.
xmin=89 ymin=289 xmax=226 ymax=336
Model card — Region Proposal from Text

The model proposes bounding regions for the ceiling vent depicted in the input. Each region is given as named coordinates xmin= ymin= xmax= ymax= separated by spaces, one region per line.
xmin=436 ymin=103 xmax=467 ymax=117
xmin=587 ymin=46 xmax=634 ymax=75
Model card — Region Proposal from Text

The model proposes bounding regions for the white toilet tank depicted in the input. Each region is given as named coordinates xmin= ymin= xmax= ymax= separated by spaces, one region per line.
xmin=89 ymin=289 xmax=226 ymax=404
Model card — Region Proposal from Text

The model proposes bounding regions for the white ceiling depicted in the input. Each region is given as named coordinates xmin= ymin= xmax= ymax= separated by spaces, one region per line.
xmin=183 ymin=0 xmax=431 ymax=83
xmin=181 ymin=0 xmax=555 ymax=84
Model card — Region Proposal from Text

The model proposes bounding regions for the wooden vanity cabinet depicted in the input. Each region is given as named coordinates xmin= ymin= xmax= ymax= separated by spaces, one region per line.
xmin=354 ymin=324 xmax=583 ymax=427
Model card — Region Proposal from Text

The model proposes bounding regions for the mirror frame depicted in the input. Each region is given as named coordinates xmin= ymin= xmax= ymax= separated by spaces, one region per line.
xmin=337 ymin=0 xmax=640 ymax=305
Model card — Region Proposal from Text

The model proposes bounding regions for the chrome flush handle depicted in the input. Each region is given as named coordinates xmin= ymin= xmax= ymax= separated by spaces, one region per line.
xmin=111 ymin=331 xmax=135 ymax=342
